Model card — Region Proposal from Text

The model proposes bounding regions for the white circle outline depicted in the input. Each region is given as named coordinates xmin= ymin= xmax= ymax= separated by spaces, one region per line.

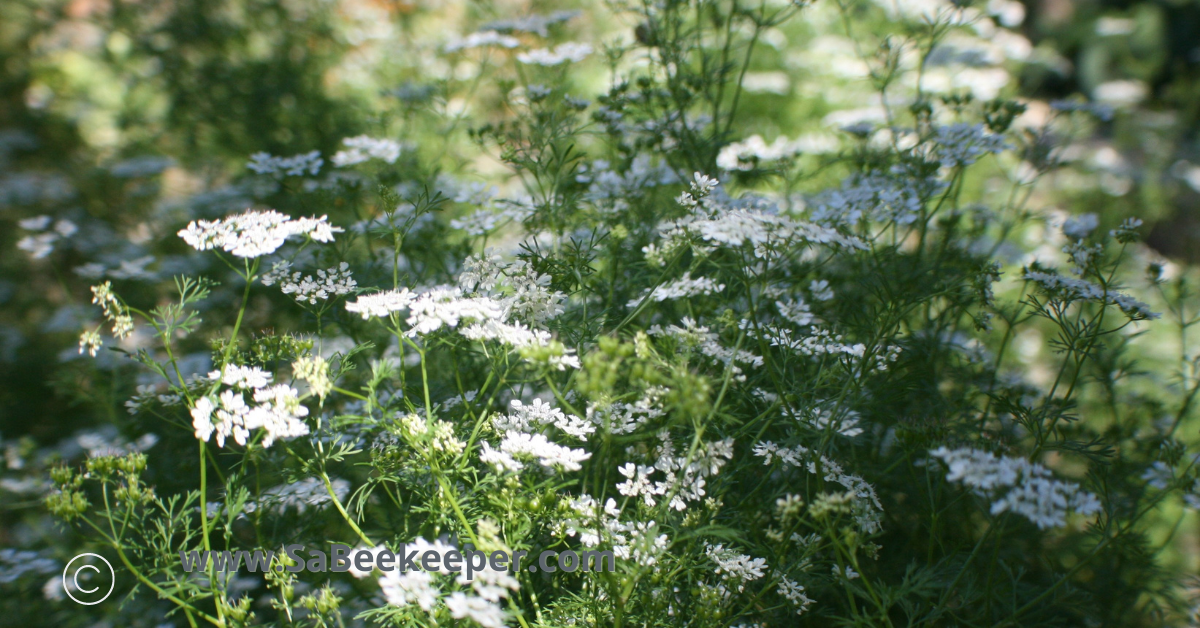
xmin=63 ymin=553 xmax=115 ymax=605
xmin=73 ymin=564 xmax=99 ymax=593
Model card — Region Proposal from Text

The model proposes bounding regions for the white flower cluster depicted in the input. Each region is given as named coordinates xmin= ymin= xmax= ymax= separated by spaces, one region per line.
xmin=584 ymin=392 xmax=666 ymax=435
xmin=777 ymin=574 xmax=816 ymax=615
xmin=1141 ymin=461 xmax=1200 ymax=509
xmin=929 ymin=446 xmax=1103 ymax=529
xmin=481 ymin=10 xmax=579 ymax=36
xmin=1024 ymin=270 xmax=1159 ymax=320
xmin=808 ymin=171 xmax=945 ymax=227
xmin=377 ymin=537 xmax=518 ymax=628
xmin=444 ymin=30 xmax=520 ymax=53
xmin=754 ymin=441 xmax=883 ymax=534
xmin=926 ymin=123 xmax=1009 ymax=168
xmin=766 ymin=326 xmax=863 ymax=358
xmin=705 ymin=544 xmax=768 ymax=592
xmin=491 ymin=398 xmax=594 ymax=440
xmin=559 ymin=495 xmax=670 ymax=567
xmin=832 ymin=564 xmax=860 ymax=580
xmin=1061 ymin=213 xmax=1099 ymax=240
xmin=804 ymin=405 xmax=864 ymax=438
xmin=577 ymin=154 xmax=679 ymax=208
xmin=16 ymin=215 xmax=76 ymax=259
xmin=406 ymin=287 xmax=508 ymax=335
xmin=716 ymin=133 xmax=838 ymax=171
xmin=615 ymin=433 xmax=735 ymax=511
xmin=247 ymin=150 xmax=323 ymax=177
xmin=400 ymin=413 xmax=466 ymax=455
xmin=809 ymin=279 xmax=834 ymax=301
xmin=348 ymin=255 xmax=579 ymax=369
xmin=125 ymin=384 xmax=183 ymax=414
xmin=757 ymin=324 xmax=903 ymax=371
xmin=647 ymin=177 xmax=867 ymax=264
xmin=448 ymin=197 xmax=533 ymax=236
xmin=189 ymin=364 xmax=310 ymax=448
xmin=243 ymin=476 xmax=349 ymax=515
xmin=459 ymin=254 xmax=566 ymax=324
xmin=648 ymin=317 xmax=763 ymax=378
xmin=516 ymin=42 xmax=592 ymax=65
xmin=627 ymin=273 xmax=725 ymax=308
xmin=292 ymin=355 xmax=332 ymax=400
xmin=178 ymin=209 xmax=342 ymax=258
xmin=776 ymin=296 xmax=815 ymax=326
xmin=262 ymin=261 xmax=356 ymax=304
xmin=344 ymin=288 xmax=414 ymax=319
xmin=331 ymin=136 xmax=405 ymax=167
xmin=346 ymin=285 xmax=501 ymax=333
xmin=481 ymin=432 xmax=590 ymax=473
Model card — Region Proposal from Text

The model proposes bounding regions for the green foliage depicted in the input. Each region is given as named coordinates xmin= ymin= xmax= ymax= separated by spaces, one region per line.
xmin=4 ymin=1 xmax=1200 ymax=628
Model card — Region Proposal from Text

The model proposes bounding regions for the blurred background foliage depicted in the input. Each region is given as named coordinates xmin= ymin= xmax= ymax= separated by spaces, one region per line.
xmin=1 ymin=0 xmax=1199 ymax=624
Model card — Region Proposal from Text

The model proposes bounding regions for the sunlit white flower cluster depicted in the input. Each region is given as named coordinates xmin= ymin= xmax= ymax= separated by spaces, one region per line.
xmin=262 ymin=261 xmax=356 ymax=304
xmin=929 ymin=447 xmax=1103 ymax=529
xmin=516 ymin=42 xmax=592 ymax=65
xmin=716 ymin=133 xmax=838 ymax=171
xmin=646 ymin=174 xmax=868 ymax=264
xmin=705 ymin=544 xmax=768 ymax=592
xmin=331 ymin=136 xmax=406 ymax=167
xmin=491 ymin=398 xmax=594 ymax=440
xmin=377 ymin=536 xmax=517 ymax=627
xmin=558 ymin=495 xmax=670 ymax=567
xmin=615 ymin=433 xmax=735 ymax=511
xmin=178 ymin=209 xmax=342 ymax=258
xmin=346 ymin=286 xmax=501 ymax=333
xmin=188 ymin=364 xmax=310 ymax=448
xmin=482 ymin=431 xmax=590 ymax=473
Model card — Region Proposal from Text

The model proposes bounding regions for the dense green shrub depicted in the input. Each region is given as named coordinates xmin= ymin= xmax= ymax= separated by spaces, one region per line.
xmin=4 ymin=1 xmax=1200 ymax=627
